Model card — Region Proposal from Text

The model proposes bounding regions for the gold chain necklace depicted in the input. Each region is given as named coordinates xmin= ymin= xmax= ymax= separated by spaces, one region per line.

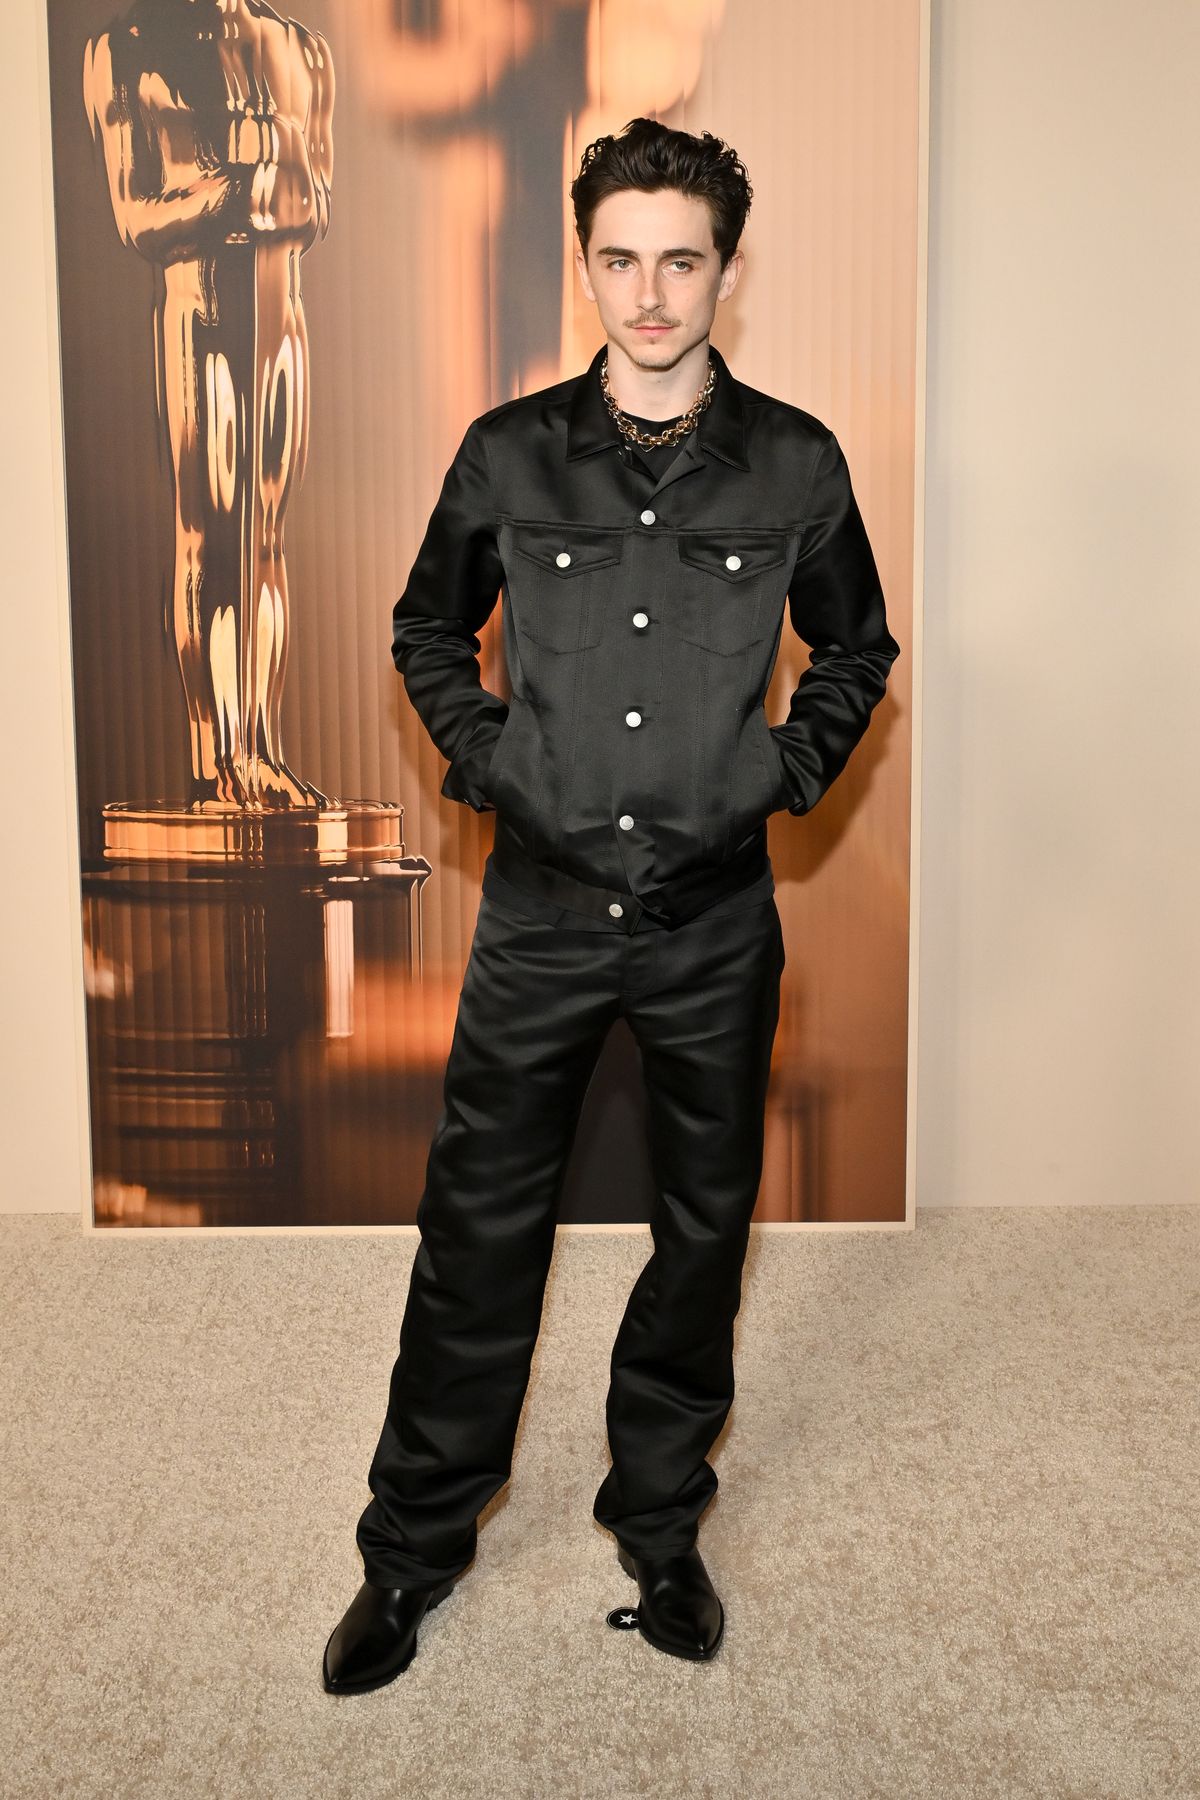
xmin=600 ymin=353 xmax=716 ymax=449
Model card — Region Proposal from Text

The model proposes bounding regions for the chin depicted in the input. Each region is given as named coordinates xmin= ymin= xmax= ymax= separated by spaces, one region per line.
xmin=623 ymin=334 xmax=689 ymax=368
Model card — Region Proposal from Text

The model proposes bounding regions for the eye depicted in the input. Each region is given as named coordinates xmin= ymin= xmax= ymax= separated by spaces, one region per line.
xmin=670 ymin=261 xmax=694 ymax=273
xmin=606 ymin=258 xmax=631 ymax=270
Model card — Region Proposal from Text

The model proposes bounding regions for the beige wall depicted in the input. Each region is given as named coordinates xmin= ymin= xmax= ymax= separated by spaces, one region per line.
xmin=0 ymin=0 xmax=91 ymax=1214
xmin=918 ymin=0 xmax=1200 ymax=1206
xmin=4 ymin=0 xmax=1197 ymax=1217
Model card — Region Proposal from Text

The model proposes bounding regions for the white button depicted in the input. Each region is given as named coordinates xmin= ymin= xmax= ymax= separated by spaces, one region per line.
xmin=725 ymin=554 xmax=742 ymax=571
xmin=556 ymin=551 xmax=572 ymax=568
xmin=625 ymin=710 xmax=642 ymax=727
xmin=640 ymin=509 xmax=656 ymax=525
xmin=632 ymin=612 xmax=649 ymax=629
xmin=609 ymin=902 xmax=624 ymax=918
xmin=618 ymin=814 xmax=635 ymax=830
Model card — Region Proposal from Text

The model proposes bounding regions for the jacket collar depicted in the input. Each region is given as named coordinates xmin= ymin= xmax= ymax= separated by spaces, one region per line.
xmin=565 ymin=340 xmax=750 ymax=471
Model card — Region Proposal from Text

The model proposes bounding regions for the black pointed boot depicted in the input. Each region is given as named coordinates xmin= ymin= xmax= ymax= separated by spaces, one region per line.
xmin=617 ymin=1544 xmax=725 ymax=1661
xmin=323 ymin=1576 xmax=458 ymax=1694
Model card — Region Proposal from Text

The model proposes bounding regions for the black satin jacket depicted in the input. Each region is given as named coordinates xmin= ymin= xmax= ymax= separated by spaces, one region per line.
xmin=391 ymin=342 xmax=901 ymax=930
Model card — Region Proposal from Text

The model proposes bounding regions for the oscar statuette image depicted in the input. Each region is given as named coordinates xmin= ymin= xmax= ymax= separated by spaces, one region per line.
xmin=78 ymin=0 xmax=431 ymax=1225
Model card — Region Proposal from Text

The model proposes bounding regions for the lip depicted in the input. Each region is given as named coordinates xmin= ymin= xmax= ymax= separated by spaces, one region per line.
xmin=633 ymin=325 xmax=673 ymax=335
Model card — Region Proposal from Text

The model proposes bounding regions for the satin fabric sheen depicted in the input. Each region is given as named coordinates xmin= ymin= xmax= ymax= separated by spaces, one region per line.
xmin=390 ymin=341 xmax=900 ymax=929
xmin=356 ymin=887 xmax=785 ymax=1584
xmin=357 ymin=347 xmax=899 ymax=1584
xmin=477 ymin=405 xmax=779 ymax=931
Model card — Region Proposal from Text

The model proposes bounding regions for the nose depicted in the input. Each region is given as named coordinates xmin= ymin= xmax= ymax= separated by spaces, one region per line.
xmin=635 ymin=269 xmax=666 ymax=314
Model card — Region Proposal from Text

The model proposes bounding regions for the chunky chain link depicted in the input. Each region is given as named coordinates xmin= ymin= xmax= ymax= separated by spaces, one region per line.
xmin=600 ymin=354 xmax=716 ymax=449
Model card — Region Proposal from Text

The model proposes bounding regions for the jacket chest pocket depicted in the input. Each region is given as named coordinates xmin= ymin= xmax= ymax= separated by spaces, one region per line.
xmin=675 ymin=532 xmax=792 ymax=656
xmin=507 ymin=523 xmax=626 ymax=653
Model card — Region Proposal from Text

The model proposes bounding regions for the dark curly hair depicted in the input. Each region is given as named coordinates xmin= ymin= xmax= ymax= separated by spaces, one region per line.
xmin=570 ymin=117 xmax=753 ymax=270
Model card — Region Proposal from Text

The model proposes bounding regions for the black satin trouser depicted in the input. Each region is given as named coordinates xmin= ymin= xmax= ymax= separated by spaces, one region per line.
xmin=355 ymin=887 xmax=785 ymax=1588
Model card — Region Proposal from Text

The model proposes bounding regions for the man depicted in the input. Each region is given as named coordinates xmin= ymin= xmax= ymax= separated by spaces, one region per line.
xmin=324 ymin=117 xmax=899 ymax=1693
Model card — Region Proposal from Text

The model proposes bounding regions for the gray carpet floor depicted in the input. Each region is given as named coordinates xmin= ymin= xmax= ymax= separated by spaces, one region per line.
xmin=2 ymin=1205 xmax=1197 ymax=1800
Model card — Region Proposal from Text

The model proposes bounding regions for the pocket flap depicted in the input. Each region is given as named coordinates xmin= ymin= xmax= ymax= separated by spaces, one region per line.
xmin=512 ymin=523 xmax=625 ymax=576
xmin=677 ymin=533 xmax=790 ymax=582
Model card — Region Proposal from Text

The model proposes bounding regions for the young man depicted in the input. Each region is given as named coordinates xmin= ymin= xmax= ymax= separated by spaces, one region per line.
xmin=324 ymin=117 xmax=900 ymax=1692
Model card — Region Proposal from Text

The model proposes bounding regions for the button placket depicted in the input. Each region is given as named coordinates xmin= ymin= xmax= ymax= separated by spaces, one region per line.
xmin=619 ymin=517 xmax=657 ymax=870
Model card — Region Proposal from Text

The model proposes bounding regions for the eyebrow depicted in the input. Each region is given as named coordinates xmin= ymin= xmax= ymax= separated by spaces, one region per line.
xmin=594 ymin=246 xmax=709 ymax=260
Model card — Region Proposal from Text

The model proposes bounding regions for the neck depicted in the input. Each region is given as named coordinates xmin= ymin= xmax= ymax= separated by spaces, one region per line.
xmin=604 ymin=335 xmax=713 ymax=420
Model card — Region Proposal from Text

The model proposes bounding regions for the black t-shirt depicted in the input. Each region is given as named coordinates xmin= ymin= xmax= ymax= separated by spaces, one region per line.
xmin=620 ymin=411 xmax=691 ymax=478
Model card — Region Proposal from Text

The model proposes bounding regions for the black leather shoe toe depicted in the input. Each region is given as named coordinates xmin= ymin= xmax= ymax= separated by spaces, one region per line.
xmin=617 ymin=1544 xmax=725 ymax=1662
xmin=322 ymin=1576 xmax=457 ymax=1695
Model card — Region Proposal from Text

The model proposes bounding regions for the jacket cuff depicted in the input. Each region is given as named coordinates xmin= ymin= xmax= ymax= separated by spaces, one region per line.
xmin=440 ymin=717 xmax=507 ymax=812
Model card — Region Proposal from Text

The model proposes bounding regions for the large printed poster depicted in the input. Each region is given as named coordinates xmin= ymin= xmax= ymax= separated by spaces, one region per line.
xmin=47 ymin=0 xmax=922 ymax=1228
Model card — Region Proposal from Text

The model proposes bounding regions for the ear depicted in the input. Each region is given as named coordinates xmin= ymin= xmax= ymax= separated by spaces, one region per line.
xmin=717 ymin=249 xmax=744 ymax=301
xmin=575 ymin=244 xmax=596 ymax=302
